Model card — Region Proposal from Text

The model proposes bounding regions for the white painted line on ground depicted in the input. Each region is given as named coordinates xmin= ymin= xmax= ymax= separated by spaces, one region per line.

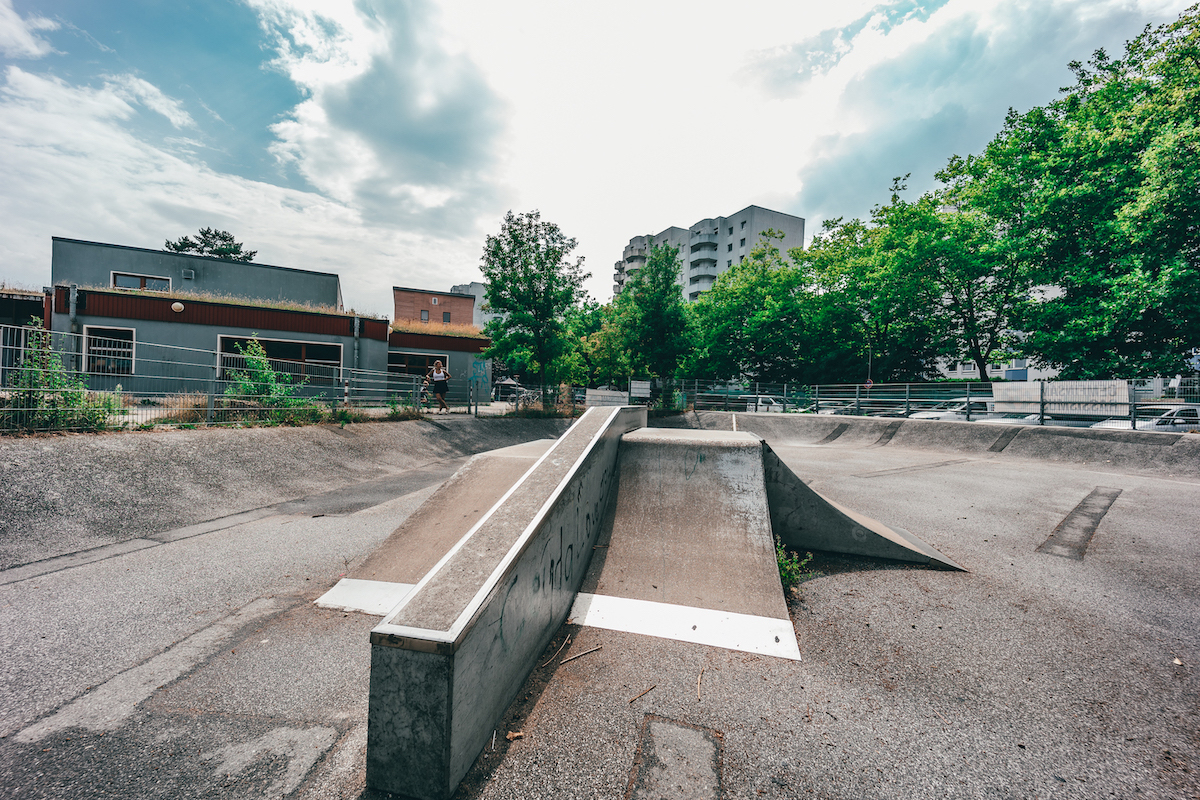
xmin=13 ymin=597 xmax=287 ymax=743
xmin=568 ymin=593 xmax=801 ymax=661
xmin=315 ymin=579 xmax=416 ymax=616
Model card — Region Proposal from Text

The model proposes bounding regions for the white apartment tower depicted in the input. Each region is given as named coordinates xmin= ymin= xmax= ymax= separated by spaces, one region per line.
xmin=613 ymin=205 xmax=805 ymax=301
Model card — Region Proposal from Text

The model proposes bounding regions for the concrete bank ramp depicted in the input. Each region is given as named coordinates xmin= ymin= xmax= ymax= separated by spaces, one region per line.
xmin=315 ymin=439 xmax=557 ymax=615
xmin=668 ymin=410 xmax=1200 ymax=479
xmin=574 ymin=428 xmax=798 ymax=661
xmin=762 ymin=444 xmax=963 ymax=570
xmin=576 ymin=428 xmax=961 ymax=656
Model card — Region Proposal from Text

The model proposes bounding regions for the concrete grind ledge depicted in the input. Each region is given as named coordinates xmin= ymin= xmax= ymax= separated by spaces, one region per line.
xmin=660 ymin=410 xmax=1200 ymax=479
xmin=366 ymin=406 xmax=647 ymax=800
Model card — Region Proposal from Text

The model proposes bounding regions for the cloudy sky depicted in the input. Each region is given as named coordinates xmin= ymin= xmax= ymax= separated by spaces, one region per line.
xmin=0 ymin=0 xmax=1189 ymax=317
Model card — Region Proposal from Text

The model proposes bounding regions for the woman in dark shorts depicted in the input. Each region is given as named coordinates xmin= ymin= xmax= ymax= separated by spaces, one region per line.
xmin=427 ymin=360 xmax=451 ymax=414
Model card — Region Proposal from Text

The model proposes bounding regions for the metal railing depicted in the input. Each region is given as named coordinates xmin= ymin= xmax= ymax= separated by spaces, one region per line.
xmin=0 ymin=323 xmax=481 ymax=433
xmin=4 ymin=320 xmax=1194 ymax=433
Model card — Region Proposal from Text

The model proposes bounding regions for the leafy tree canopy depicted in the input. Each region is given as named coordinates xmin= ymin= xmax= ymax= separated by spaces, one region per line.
xmin=615 ymin=243 xmax=692 ymax=380
xmin=165 ymin=227 xmax=257 ymax=262
xmin=480 ymin=210 xmax=589 ymax=387
xmin=949 ymin=5 xmax=1200 ymax=377
xmin=683 ymin=231 xmax=812 ymax=383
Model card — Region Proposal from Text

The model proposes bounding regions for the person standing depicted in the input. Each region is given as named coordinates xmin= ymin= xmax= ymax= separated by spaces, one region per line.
xmin=427 ymin=360 xmax=451 ymax=414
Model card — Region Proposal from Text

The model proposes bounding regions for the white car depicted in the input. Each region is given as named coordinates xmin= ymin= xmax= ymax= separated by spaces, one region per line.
xmin=739 ymin=395 xmax=786 ymax=413
xmin=976 ymin=413 xmax=1098 ymax=428
xmin=909 ymin=397 xmax=1000 ymax=421
xmin=1091 ymin=405 xmax=1200 ymax=433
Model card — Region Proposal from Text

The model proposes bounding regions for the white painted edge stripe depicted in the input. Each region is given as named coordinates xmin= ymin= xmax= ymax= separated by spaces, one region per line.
xmin=315 ymin=578 xmax=415 ymax=617
xmin=568 ymin=593 xmax=801 ymax=661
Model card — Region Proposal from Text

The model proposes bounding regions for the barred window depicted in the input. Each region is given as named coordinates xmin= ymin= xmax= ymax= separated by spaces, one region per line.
xmin=84 ymin=327 xmax=135 ymax=374
xmin=388 ymin=351 xmax=449 ymax=377
xmin=219 ymin=336 xmax=341 ymax=385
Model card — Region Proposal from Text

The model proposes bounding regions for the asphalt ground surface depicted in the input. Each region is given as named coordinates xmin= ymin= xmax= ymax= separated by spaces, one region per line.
xmin=452 ymin=431 xmax=1199 ymax=800
xmin=2 ymin=414 xmax=1197 ymax=798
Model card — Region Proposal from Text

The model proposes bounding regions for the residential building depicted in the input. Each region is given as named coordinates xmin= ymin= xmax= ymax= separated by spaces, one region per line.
xmin=392 ymin=286 xmax=475 ymax=327
xmin=449 ymin=281 xmax=503 ymax=328
xmin=614 ymin=205 xmax=805 ymax=301
xmin=938 ymin=358 xmax=1058 ymax=382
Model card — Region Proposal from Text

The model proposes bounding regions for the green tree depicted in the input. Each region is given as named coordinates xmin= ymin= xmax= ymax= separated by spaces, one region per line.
xmin=958 ymin=5 xmax=1200 ymax=377
xmin=165 ymin=227 xmax=257 ymax=261
xmin=795 ymin=216 xmax=940 ymax=383
xmin=683 ymin=231 xmax=812 ymax=382
xmin=581 ymin=304 xmax=633 ymax=387
xmin=617 ymin=243 xmax=692 ymax=380
xmin=480 ymin=210 xmax=590 ymax=390
xmin=871 ymin=178 xmax=1028 ymax=379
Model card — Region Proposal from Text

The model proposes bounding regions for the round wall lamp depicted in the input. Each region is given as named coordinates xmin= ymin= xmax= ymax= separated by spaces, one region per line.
xmin=171 ymin=301 xmax=184 ymax=313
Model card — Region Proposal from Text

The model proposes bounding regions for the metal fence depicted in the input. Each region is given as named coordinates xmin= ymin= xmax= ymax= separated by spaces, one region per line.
xmin=0 ymin=323 xmax=493 ymax=433
xmin=4 ymin=321 xmax=1195 ymax=434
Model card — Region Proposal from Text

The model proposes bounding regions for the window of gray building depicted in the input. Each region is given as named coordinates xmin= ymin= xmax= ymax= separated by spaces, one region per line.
xmin=219 ymin=335 xmax=342 ymax=385
xmin=740 ymin=221 xmax=746 ymax=229
xmin=727 ymin=243 xmax=733 ymax=251
xmin=112 ymin=272 xmax=170 ymax=292
xmin=739 ymin=238 xmax=745 ymax=247
xmin=388 ymin=351 xmax=449 ymax=377
xmin=84 ymin=326 xmax=134 ymax=375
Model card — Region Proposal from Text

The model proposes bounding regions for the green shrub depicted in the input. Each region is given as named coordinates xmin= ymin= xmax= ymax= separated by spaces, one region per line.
xmin=776 ymin=538 xmax=818 ymax=591
xmin=221 ymin=337 xmax=324 ymax=425
xmin=0 ymin=323 xmax=117 ymax=433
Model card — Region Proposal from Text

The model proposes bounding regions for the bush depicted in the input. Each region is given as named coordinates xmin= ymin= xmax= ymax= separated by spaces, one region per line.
xmin=221 ymin=338 xmax=324 ymax=425
xmin=0 ymin=324 xmax=118 ymax=433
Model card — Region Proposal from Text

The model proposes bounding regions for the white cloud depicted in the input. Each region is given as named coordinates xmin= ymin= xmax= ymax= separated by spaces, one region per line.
xmin=0 ymin=0 xmax=58 ymax=59
xmin=745 ymin=0 xmax=1194 ymax=230
xmin=0 ymin=66 xmax=479 ymax=317
xmin=248 ymin=0 xmax=506 ymax=234
xmin=106 ymin=75 xmax=197 ymax=129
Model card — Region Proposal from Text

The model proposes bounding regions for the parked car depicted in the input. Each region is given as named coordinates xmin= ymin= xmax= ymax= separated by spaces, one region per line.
xmin=976 ymin=413 xmax=1099 ymax=428
xmin=1090 ymin=405 xmax=1200 ymax=432
xmin=815 ymin=401 xmax=856 ymax=415
xmin=909 ymin=397 xmax=1001 ymax=421
xmin=739 ymin=395 xmax=785 ymax=413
